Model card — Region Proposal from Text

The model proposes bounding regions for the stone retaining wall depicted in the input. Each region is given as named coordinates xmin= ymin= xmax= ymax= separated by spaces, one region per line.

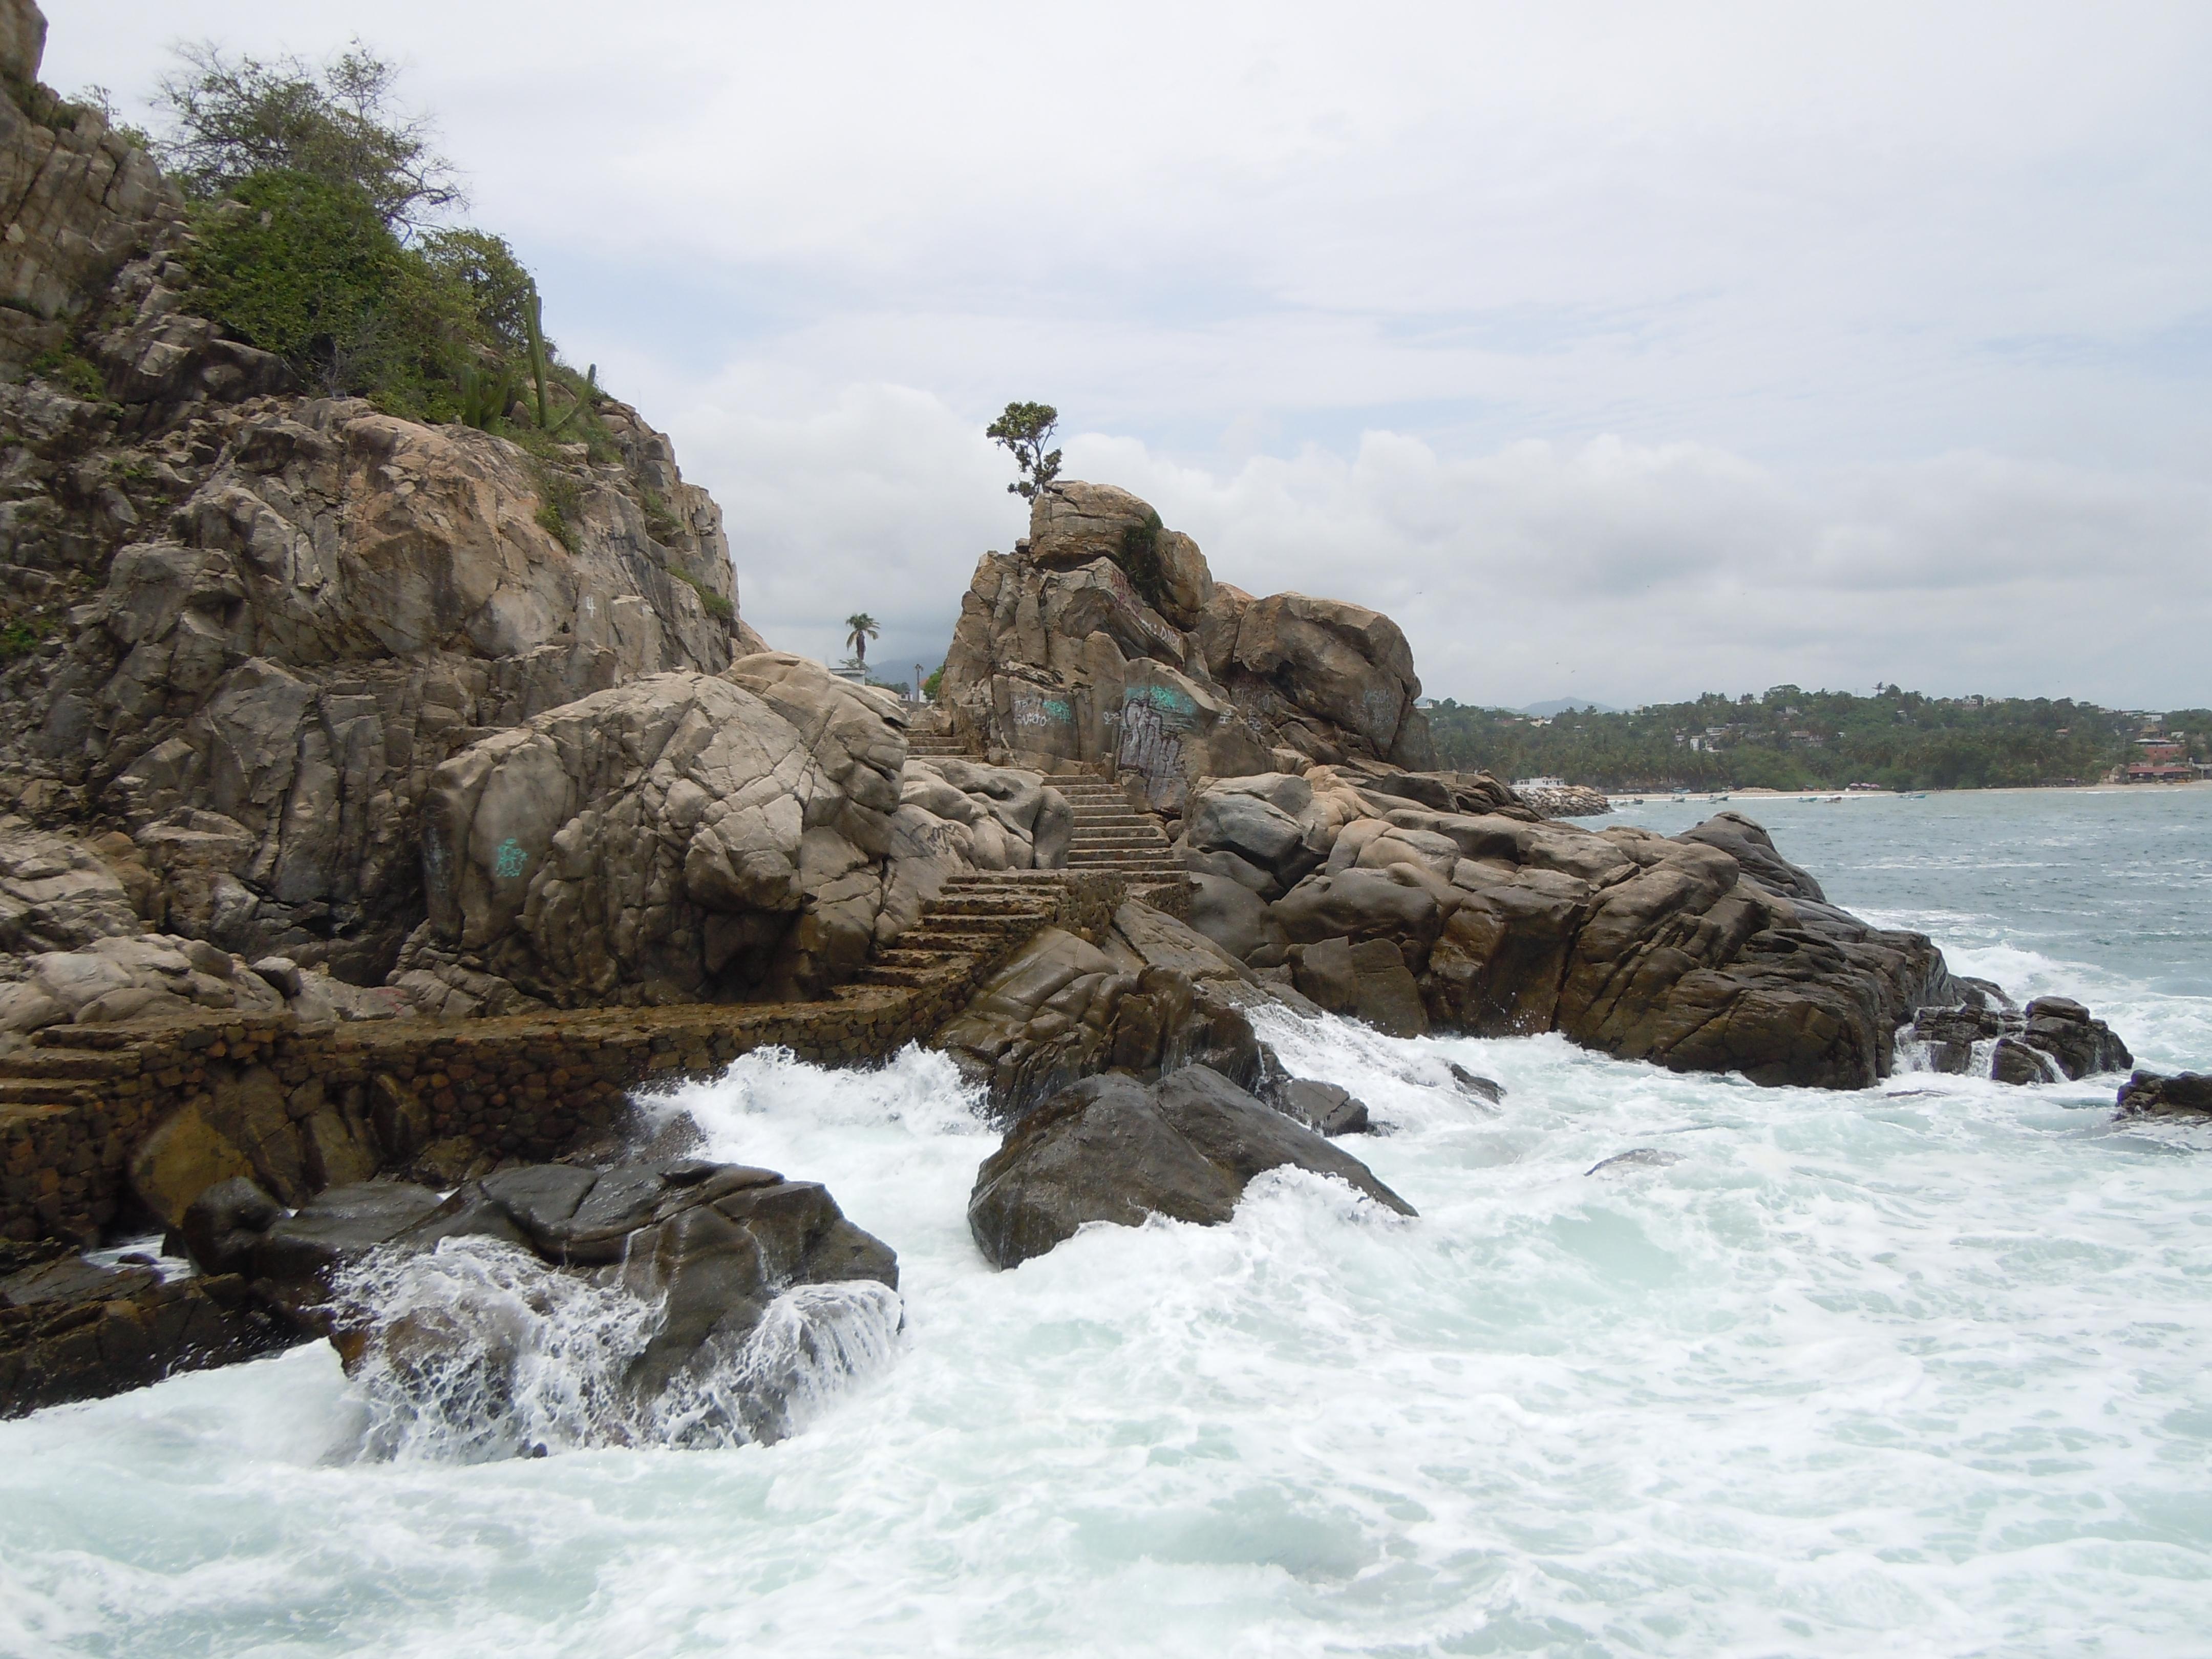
xmin=4 ymin=873 xmax=1140 ymax=1244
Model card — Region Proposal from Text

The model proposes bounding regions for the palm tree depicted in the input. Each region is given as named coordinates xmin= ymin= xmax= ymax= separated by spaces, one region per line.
xmin=844 ymin=612 xmax=880 ymax=670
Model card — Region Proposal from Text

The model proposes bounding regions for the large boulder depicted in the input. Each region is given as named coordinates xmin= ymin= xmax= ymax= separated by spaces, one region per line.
xmin=170 ymin=1156 xmax=897 ymax=1447
xmin=2116 ymin=1071 xmax=2212 ymax=1118
xmin=1221 ymin=593 xmax=1435 ymax=769
xmin=966 ymin=1066 xmax=1416 ymax=1268
xmin=412 ymin=667 xmax=1059 ymax=1008
xmin=940 ymin=481 xmax=1459 ymax=806
xmin=933 ymin=912 xmax=1269 ymax=1114
xmin=1173 ymin=789 xmax=2078 ymax=1091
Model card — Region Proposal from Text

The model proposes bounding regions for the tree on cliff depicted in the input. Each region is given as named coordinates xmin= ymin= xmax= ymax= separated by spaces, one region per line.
xmin=154 ymin=40 xmax=462 ymax=233
xmin=844 ymin=613 xmax=880 ymax=669
xmin=987 ymin=402 xmax=1062 ymax=502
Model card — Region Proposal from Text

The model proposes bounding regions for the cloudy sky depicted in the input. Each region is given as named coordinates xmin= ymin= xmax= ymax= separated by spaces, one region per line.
xmin=53 ymin=1 xmax=2212 ymax=708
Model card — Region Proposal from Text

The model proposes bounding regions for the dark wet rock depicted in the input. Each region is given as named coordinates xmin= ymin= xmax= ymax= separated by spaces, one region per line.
xmin=179 ymin=1176 xmax=285 ymax=1277
xmin=1444 ymin=1062 xmax=1505 ymax=1104
xmin=1275 ymin=1078 xmax=1371 ymax=1137
xmin=2115 ymin=1071 xmax=2212 ymax=1118
xmin=1908 ymin=995 xmax=2132 ymax=1085
xmin=1586 ymin=1148 xmax=1682 ymax=1176
xmin=0 ymin=1248 xmax=289 ymax=1418
xmin=250 ymin=1181 xmax=452 ymax=1318
xmin=2019 ymin=997 xmax=2132 ymax=1080
xmin=967 ymin=1065 xmax=1416 ymax=1269
xmin=1289 ymin=935 xmax=1429 ymax=1037
xmin=1991 ymin=1037 xmax=2056 ymax=1086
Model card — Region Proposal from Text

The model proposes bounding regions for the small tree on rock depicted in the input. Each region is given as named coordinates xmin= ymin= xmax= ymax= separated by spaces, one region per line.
xmin=987 ymin=401 xmax=1062 ymax=502
xmin=154 ymin=40 xmax=462 ymax=234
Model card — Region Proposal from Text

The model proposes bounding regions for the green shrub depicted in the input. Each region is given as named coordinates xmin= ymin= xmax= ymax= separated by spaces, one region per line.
xmin=532 ymin=463 xmax=585 ymax=554
xmin=27 ymin=344 xmax=108 ymax=401
xmin=675 ymin=570 xmax=733 ymax=622
xmin=0 ymin=615 xmax=55 ymax=660
xmin=639 ymin=488 xmax=684 ymax=543
xmin=180 ymin=170 xmax=409 ymax=393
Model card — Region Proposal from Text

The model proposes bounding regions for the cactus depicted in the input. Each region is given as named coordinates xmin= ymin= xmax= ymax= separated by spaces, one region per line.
xmin=522 ymin=283 xmax=598 ymax=436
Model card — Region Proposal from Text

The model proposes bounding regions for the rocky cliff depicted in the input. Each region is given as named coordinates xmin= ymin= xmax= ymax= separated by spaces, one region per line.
xmin=941 ymin=481 xmax=1441 ymax=811
xmin=0 ymin=2 xmax=767 ymax=990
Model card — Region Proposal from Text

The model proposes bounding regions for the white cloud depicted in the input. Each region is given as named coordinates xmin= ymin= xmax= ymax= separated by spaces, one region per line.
xmin=41 ymin=0 xmax=2212 ymax=706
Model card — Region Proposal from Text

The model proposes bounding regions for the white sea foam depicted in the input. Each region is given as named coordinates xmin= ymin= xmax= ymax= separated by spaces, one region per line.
xmin=2 ymin=793 xmax=2208 ymax=1656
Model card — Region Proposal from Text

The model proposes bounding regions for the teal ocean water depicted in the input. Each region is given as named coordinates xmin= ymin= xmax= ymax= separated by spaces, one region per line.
xmin=3 ymin=789 xmax=2207 ymax=1658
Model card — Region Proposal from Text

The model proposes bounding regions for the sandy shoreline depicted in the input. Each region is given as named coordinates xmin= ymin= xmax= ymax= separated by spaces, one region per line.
xmin=1604 ymin=779 xmax=2209 ymax=804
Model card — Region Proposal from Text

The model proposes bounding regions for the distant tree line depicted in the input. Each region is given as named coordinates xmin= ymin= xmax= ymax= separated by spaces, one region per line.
xmin=1427 ymin=687 xmax=2211 ymax=792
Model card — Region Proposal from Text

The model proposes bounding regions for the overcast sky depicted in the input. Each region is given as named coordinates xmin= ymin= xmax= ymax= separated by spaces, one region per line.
xmin=51 ymin=1 xmax=2212 ymax=708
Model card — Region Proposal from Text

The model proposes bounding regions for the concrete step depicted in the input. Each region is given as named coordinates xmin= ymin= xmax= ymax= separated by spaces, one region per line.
xmin=4 ymin=1050 xmax=141 ymax=1080
xmin=0 ymin=1079 xmax=92 ymax=1107
xmin=854 ymin=963 xmax=965 ymax=987
xmin=928 ymin=899 xmax=1058 ymax=919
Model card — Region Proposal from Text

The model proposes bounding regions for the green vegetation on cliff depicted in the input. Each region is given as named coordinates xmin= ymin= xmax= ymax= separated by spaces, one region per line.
xmin=154 ymin=41 xmax=604 ymax=436
xmin=1428 ymin=687 xmax=2212 ymax=792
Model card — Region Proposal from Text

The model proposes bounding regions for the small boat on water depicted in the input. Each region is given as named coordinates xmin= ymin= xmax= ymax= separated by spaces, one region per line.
xmin=1712 ymin=793 xmax=1730 ymax=802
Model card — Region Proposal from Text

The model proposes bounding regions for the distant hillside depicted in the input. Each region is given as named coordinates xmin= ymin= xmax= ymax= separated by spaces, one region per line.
xmin=1429 ymin=687 xmax=2209 ymax=792
xmin=1519 ymin=697 xmax=1619 ymax=717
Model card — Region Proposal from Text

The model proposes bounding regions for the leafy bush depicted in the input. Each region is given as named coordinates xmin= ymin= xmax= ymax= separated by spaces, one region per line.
xmin=675 ymin=570 xmax=734 ymax=622
xmin=27 ymin=344 xmax=108 ymax=401
xmin=531 ymin=463 xmax=585 ymax=554
xmin=180 ymin=170 xmax=410 ymax=391
xmin=155 ymin=41 xmax=460 ymax=232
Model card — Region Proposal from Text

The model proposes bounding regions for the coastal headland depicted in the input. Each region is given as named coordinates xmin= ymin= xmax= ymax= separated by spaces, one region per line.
xmin=0 ymin=0 xmax=2167 ymax=1433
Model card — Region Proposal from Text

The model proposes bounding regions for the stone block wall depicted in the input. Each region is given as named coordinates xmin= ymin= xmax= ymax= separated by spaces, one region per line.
xmin=2 ymin=869 xmax=1120 ymax=1243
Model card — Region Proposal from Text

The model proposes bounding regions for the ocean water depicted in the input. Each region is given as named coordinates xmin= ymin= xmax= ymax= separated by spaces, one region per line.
xmin=3 ymin=790 xmax=2208 ymax=1658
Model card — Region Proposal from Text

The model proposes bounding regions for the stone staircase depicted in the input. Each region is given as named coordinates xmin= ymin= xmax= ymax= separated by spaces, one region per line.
xmin=907 ymin=732 xmax=972 ymax=759
xmin=852 ymin=872 xmax=1069 ymax=990
xmin=1053 ymin=777 xmax=1183 ymax=886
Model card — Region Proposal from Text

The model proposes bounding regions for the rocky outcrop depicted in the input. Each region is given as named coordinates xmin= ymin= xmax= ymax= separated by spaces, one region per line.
xmin=403 ymin=657 xmax=1070 ymax=1009
xmin=75 ymin=1154 xmax=899 ymax=1443
xmin=935 ymin=904 xmax=1279 ymax=1115
xmin=0 ymin=927 xmax=400 ymax=1052
xmin=941 ymin=480 xmax=1442 ymax=811
xmin=1178 ymin=788 xmax=2000 ymax=1089
xmin=0 ymin=1240 xmax=287 ymax=1417
xmin=2115 ymin=1071 xmax=2212 ymax=1118
xmin=1515 ymin=783 xmax=1610 ymax=819
xmin=6 ymin=394 xmax=751 ymax=981
xmin=0 ymin=12 xmax=765 ymax=991
xmin=0 ymin=0 xmax=184 ymax=372
xmin=967 ymin=1065 xmax=1415 ymax=1269
xmin=1905 ymin=994 xmax=2133 ymax=1084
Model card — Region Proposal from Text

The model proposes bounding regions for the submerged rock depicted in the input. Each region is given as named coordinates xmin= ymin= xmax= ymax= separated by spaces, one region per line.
xmin=0 ymin=1241 xmax=289 ymax=1417
xmin=966 ymin=1065 xmax=1416 ymax=1269
xmin=1905 ymin=993 xmax=2132 ymax=1086
xmin=2115 ymin=1071 xmax=2212 ymax=1118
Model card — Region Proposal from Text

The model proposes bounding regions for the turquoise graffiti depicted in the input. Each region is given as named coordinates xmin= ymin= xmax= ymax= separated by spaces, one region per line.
xmin=493 ymin=837 xmax=528 ymax=880
xmin=1124 ymin=683 xmax=1196 ymax=720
